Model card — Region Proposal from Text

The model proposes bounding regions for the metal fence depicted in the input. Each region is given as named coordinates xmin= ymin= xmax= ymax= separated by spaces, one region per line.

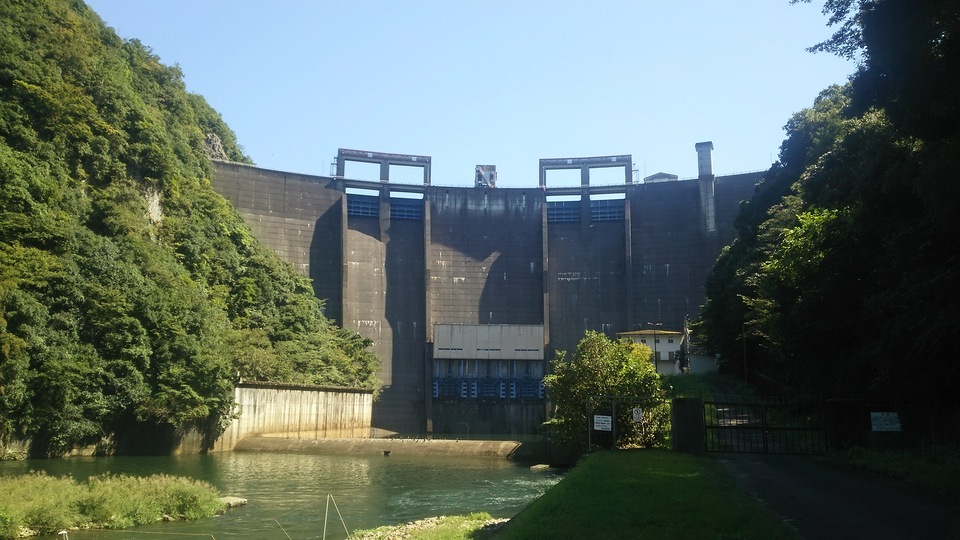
xmin=704 ymin=395 xmax=827 ymax=455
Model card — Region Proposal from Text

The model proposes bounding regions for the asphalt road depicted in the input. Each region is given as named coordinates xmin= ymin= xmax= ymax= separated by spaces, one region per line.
xmin=718 ymin=453 xmax=960 ymax=540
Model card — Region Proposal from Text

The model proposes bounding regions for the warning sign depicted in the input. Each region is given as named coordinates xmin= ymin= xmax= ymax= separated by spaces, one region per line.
xmin=593 ymin=415 xmax=612 ymax=432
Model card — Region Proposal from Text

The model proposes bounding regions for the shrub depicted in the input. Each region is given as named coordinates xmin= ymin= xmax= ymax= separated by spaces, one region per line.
xmin=544 ymin=331 xmax=671 ymax=452
xmin=0 ymin=472 xmax=225 ymax=539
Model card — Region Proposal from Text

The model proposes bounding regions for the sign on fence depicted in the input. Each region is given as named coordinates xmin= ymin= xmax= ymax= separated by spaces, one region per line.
xmin=593 ymin=415 xmax=612 ymax=432
xmin=632 ymin=407 xmax=643 ymax=423
xmin=870 ymin=412 xmax=902 ymax=432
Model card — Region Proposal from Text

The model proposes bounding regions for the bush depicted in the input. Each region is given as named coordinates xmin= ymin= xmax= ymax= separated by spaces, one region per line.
xmin=544 ymin=331 xmax=671 ymax=452
xmin=0 ymin=472 xmax=226 ymax=539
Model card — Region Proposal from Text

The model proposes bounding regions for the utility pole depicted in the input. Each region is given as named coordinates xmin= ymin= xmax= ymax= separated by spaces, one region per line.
xmin=742 ymin=322 xmax=748 ymax=383
xmin=647 ymin=322 xmax=662 ymax=373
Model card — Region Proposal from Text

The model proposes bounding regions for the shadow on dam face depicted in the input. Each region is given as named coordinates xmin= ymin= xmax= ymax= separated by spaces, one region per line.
xmin=379 ymin=217 xmax=427 ymax=434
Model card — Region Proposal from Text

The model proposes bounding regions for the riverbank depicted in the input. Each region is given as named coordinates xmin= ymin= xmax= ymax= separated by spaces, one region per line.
xmin=236 ymin=436 xmax=523 ymax=458
xmin=351 ymin=514 xmax=508 ymax=540
xmin=351 ymin=449 xmax=798 ymax=540
xmin=357 ymin=447 xmax=960 ymax=539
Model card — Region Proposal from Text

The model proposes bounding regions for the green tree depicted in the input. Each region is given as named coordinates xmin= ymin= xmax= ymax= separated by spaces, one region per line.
xmin=0 ymin=0 xmax=381 ymax=456
xmin=696 ymin=85 xmax=851 ymax=385
xmin=544 ymin=331 xmax=669 ymax=450
xmin=698 ymin=0 xmax=960 ymax=438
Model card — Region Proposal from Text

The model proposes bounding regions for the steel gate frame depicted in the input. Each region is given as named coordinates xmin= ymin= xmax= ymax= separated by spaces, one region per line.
xmin=703 ymin=395 xmax=827 ymax=455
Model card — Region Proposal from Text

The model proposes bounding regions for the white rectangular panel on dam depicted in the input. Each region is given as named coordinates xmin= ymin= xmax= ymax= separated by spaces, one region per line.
xmin=433 ymin=324 xmax=544 ymax=360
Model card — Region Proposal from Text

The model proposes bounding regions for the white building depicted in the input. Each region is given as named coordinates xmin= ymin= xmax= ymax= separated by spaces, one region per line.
xmin=617 ymin=329 xmax=684 ymax=375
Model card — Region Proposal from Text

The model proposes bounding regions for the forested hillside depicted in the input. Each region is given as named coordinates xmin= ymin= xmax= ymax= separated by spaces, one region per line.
xmin=0 ymin=0 xmax=379 ymax=456
xmin=697 ymin=0 xmax=959 ymax=433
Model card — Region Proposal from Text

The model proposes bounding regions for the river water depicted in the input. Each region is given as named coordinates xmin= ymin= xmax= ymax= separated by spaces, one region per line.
xmin=0 ymin=450 xmax=562 ymax=539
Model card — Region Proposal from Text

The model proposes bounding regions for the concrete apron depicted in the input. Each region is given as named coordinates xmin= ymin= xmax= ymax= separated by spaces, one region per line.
xmin=235 ymin=436 xmax=522 ymax=459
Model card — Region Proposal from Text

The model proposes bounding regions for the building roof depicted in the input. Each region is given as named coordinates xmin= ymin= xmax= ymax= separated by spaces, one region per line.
xmin=617 ymin=329 xmax=683 ymax=337
xmin=643 ymin=172 xmax=680 ymax=183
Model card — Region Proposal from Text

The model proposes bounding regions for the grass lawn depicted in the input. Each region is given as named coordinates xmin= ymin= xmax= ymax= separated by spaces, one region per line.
xmin=494 ymin=449 xmax=798 ymax=540
xmin=349 ymin=449 xmax=797 ymax=540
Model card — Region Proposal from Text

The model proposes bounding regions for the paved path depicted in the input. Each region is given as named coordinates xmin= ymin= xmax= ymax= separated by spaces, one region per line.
xmin=718 ymin=453 xmax=960 ymax=540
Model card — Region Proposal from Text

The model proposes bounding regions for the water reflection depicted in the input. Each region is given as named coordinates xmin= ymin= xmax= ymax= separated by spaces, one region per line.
xmin=0 ymin=450 xmax=562 ymax=540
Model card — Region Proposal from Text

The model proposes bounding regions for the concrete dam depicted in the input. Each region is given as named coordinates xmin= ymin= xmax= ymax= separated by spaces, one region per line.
xmin=210 ymin=143 xmax=764 ymax=438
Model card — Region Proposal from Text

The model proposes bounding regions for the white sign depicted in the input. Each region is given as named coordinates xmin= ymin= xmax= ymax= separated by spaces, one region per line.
xmin=593 ymin=415 xmax=612 ymax=432
xmin=870 ymin=412 xmax=902 ymax=432
xmin=632 ymin=407 xmax=643 ymax=423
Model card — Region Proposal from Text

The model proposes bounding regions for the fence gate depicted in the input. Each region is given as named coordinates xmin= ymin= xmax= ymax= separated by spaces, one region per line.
xmin=703 ymin=395 xmax=827 ymax=455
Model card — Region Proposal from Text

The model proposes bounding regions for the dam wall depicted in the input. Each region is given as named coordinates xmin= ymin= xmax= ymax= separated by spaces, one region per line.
xmin=210 ymin=148 xmax=762 ymax=437
xmin=428 ymin=187 xmax=544 ymax=327
xmin=546 ymin=212 xmax=630 ymax=356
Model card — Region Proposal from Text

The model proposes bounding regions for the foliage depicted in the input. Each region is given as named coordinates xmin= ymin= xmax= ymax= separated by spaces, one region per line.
xmin=0 ymin=472 xmax=225 ymax=538
xmin=661 ymin=372 xmax=748 ymax=401
xmin=695 ymin=84 xmax=852 ymax=386
xmin=544 ymin=331 xmax=670 ymax=450
xmin=696 ymin=0 xmax=960 ymax=436
xmin=498 ymin=450 xmax=799 ymax=540
xmin=0 ymin=0 xmax=380 ymax=456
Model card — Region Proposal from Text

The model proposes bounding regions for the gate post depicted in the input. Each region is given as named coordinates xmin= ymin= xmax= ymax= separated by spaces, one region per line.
xmin=671 ymin=397 xmax=706 ymax=455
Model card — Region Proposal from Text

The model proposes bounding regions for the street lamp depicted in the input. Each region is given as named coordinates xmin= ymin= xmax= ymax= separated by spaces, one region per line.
xmin=742 ymin=321 xmax=753 ymax=384
xmin=647 ymin=322 xmax=662 ymax=373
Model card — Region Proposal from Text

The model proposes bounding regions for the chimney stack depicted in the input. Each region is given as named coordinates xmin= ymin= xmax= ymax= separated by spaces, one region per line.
xmin=695 ymin=142 xmax=716 ymax=234
xmin=695 ymin=141 xmax=714 ymax=177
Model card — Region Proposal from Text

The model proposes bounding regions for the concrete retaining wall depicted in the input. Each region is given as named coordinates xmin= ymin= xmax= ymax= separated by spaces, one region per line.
xmin=207 ymin=383 xmax=373 ymax=452
xmin=236 ymin=435 xmax=521 ymax=458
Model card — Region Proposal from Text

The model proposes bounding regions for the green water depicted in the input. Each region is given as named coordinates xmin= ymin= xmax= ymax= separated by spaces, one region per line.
xmin=0 ymin=450 xmax=562 ymax=539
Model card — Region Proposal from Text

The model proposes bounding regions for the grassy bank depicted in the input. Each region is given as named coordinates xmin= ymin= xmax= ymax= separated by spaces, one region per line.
xmin=496 ymin=450 xmax=797 ymax=539
xmin=350 ymin=450 xmax=798 ymax=540
xmin=0 ymin=473 xmax=226 ymax=539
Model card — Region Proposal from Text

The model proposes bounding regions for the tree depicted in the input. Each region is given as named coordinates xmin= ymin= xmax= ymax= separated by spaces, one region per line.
xmin=0 ymin=0 xmax=381 ymax=456
xmin=543 ymin=331 xmax=669 ymax=450
xmin=696 ymin=85 xmax=851 ymax=385
xmin=697 ymin=1 xmax=960 ymax=440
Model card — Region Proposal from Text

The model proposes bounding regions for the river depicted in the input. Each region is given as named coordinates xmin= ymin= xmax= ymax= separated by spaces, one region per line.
xmin=0 ymin=450 xmax=562 ymax=539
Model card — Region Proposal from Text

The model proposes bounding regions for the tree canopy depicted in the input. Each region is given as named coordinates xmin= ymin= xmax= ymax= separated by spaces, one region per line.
xmin=698 ymin=0 xmax=960 ymax=435
xmin=0 ymin=0 xmax=379 ymax=456
xmin=544 ymin=331 xmax=670 ymax=450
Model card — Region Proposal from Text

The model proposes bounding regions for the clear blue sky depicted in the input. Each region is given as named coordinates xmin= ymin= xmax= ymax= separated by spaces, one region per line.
xmin=86 ymin=0 xmax=855 ymax=188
